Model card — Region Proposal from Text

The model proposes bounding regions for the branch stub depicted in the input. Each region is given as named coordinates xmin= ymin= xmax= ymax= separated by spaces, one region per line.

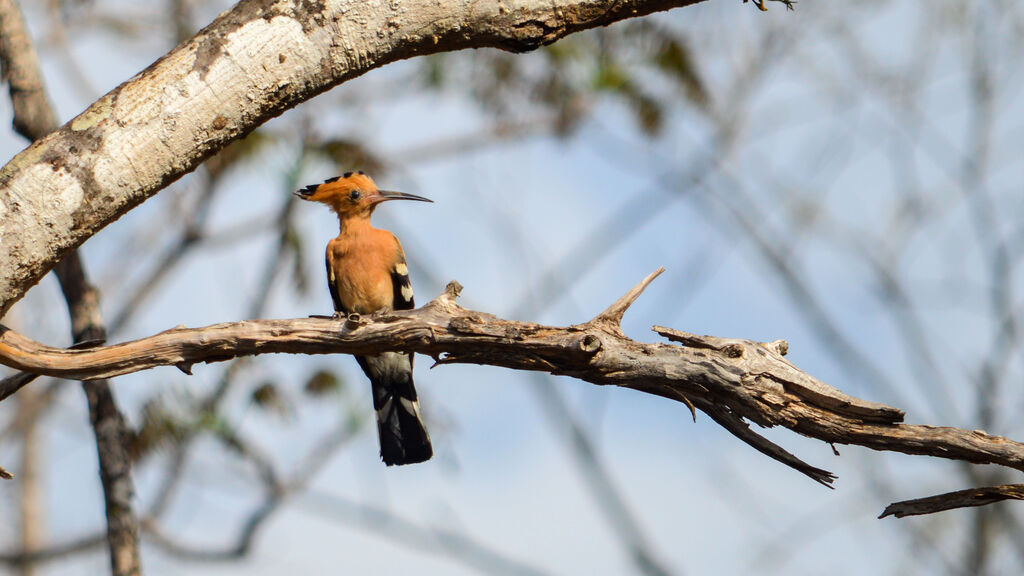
xmin=345 ymin=313 xmax=362 ymax=330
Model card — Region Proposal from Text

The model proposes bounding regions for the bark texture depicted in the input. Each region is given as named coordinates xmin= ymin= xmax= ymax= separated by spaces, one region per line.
xmin=3 ymin=272 xmax=1024 ymax=504
xmin=0 ymin=0 xmax=706 ymax=317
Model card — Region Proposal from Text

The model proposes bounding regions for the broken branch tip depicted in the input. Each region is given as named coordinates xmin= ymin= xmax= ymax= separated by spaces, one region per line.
xmin=593 ymin=267 xmax=665 ymax=327
xmin=443 ymin=280 xmax=463 ymax=300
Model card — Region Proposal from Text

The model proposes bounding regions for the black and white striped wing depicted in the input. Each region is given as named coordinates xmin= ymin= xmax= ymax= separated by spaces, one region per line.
xmin=390 ymin=260 xmax=415 ymax=311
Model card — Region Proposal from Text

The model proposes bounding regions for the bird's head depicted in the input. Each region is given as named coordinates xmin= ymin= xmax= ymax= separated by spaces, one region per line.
xmin=294 ymin=171 xmax=432 ymax=218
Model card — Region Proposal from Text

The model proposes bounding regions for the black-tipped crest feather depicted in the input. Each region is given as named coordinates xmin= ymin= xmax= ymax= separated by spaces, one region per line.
xmin=295 ymin=183 xmax=319 ymax=198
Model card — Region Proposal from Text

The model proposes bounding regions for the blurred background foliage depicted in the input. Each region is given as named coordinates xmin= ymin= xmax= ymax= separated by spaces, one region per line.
xmin=2 ymin=0 xmax=1024 ymax=575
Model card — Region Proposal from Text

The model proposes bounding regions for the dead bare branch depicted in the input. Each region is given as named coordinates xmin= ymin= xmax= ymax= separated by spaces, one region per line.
xmin=880 ymin=485 xmax=1024 ymax=519
xmin=3 ymin=271 xmax=1024 ymax=501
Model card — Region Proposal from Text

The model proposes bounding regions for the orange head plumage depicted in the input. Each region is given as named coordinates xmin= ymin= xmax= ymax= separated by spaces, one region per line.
xmin=294 ymin=171 xmax=431 ymax=218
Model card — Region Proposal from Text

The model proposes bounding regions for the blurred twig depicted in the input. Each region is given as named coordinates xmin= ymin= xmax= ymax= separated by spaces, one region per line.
xmin=297 ymin=489 xmax=553 ymax=576
xmin=0 ymin=535 xmax=106 ymax=565
xmin=16 ymin=389 xmax=42 ymax=576
xmin=0 ymin=2 xmax=141 ymax=574
xmin=141 ymin=410 xmax=546 ymax=576
xmin=108 ymin=175 xmax=219 ymax=334
xmin=145 ymin=142 xmax=310 ymax=522
xmin=527 ymin=373 xmax=673 ymax=576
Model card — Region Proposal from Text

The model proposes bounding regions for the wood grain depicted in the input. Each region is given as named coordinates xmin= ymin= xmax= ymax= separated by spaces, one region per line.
xmin=3 ymin=271 xmax=1024 ymax=502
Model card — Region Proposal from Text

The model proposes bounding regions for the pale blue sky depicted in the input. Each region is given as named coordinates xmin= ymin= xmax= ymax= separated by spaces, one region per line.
xmin=2 ymin=0 xmax=1023 ymax=574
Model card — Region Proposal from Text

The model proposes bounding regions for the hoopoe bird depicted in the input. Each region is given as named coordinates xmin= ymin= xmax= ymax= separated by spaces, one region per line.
xmin=295 ymin=171 xmax=434 ymax=465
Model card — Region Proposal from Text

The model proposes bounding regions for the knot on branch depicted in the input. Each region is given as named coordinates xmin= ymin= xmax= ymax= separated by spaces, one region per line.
xmin=344 ymin=313 xmax=362 ymax=330
xmin=579 ymin=334 xmax=602 ymax=354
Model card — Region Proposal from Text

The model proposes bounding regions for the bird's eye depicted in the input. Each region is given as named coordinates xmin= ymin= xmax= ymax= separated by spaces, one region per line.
xmin=349 ymin=190 xmax=362 ymax=201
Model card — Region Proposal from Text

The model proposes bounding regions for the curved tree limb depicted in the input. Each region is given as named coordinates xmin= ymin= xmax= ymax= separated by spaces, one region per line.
xmin=2 ymin=269 xmax=1024 ymax=501
xmin=0 ymin=0 xmax=708 ymax=317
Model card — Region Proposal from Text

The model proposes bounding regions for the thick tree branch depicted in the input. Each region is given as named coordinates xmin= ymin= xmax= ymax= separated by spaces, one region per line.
xmin=0 ymin=0 xmax=708 ymax=318
xmin=4 ymin=272 xmax=1024 ymax=499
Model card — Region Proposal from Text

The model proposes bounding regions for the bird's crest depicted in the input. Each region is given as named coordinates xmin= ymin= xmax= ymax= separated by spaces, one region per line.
xmin=294 ymin=171 xmax=432 ymax=216
xmin=295 ymin=171 xmax=372 ymax=201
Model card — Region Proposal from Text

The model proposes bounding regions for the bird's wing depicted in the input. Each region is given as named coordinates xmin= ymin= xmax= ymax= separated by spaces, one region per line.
xmin=326 ymin=249 xmax=345 ymax=313
xmin=389 ymin=235 xmax=415 ymax=311
xmin=390 ymin=258 xmax=415 ymax=311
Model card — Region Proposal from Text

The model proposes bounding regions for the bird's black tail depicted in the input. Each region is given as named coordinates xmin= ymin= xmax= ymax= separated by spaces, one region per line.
xmin=357 ymin=352 xmax=433 ymax=466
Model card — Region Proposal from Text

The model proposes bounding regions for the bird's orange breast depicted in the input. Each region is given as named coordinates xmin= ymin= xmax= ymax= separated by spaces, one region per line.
xmin=327 ymin=228 xmax=401 ymax=314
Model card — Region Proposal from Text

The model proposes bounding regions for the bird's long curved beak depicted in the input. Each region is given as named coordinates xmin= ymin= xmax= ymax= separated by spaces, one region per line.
xmin=372 ymin=190 xmax=433 ymax=204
